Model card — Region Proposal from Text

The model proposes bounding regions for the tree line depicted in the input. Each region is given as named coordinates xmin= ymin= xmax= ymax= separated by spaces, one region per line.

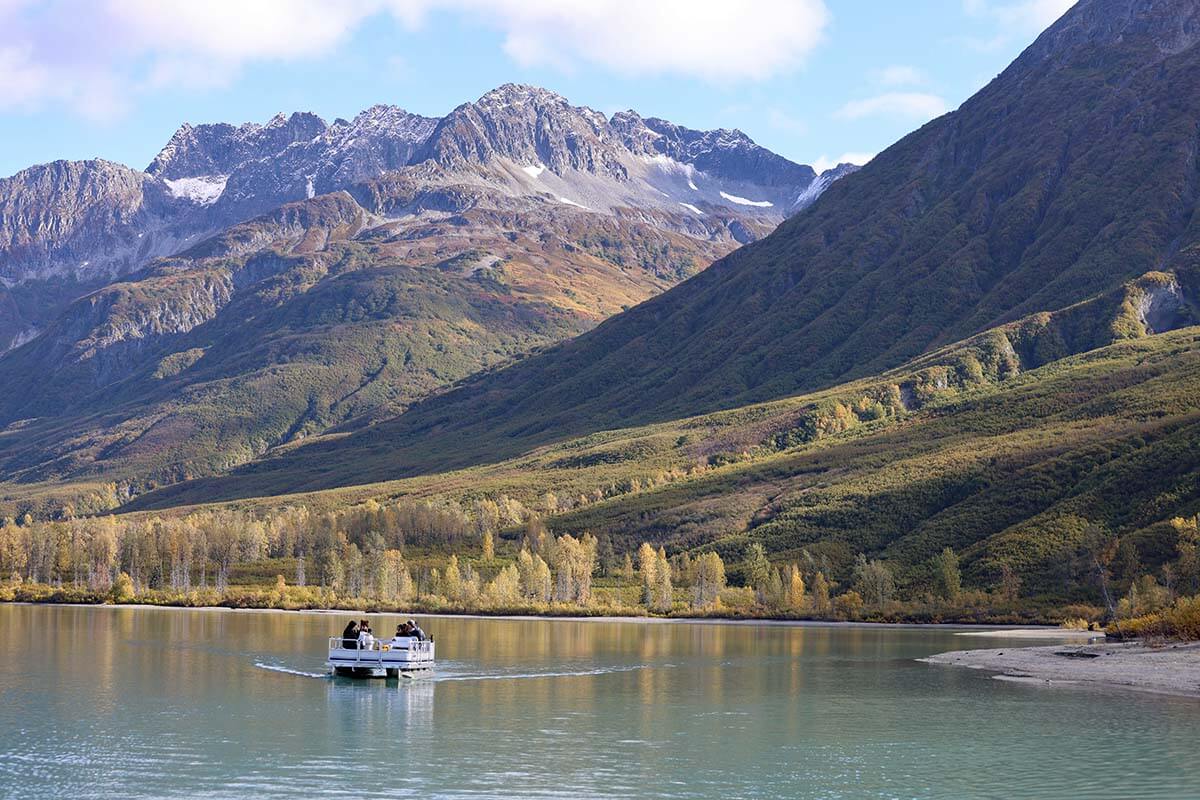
xmin=3 ymin=498 xmax=1196 ymax=626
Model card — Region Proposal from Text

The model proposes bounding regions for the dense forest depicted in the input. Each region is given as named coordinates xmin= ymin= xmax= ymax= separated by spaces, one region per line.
xmin=4 ymin=489 xmax=1198 ymax=632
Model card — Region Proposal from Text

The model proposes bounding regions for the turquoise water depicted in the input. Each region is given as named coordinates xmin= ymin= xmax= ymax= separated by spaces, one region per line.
xmin=1 ymin=604 xmax=1198 ymax=799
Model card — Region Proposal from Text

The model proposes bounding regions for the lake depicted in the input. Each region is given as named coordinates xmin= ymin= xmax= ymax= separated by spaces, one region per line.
xmin=1 ymin=604 xmax=1198 ymax=799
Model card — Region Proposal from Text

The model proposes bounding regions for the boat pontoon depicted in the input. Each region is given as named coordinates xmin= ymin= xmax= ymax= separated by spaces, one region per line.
xmin=326 ymin=636 xmax=435 ymax=678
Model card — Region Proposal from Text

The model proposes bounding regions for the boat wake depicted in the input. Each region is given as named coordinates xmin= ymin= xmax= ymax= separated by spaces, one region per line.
xmin=254 ymin=661 xmax=671 ymax=682
xmin=433 ymin=663 xmax=662 ymax=683
xmin=254 ymin=662 xmax=329 ymax=679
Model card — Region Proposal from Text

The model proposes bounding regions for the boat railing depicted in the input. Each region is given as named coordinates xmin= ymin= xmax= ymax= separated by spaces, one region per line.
xmin=326 ymin=636 xmax=434 ymax=660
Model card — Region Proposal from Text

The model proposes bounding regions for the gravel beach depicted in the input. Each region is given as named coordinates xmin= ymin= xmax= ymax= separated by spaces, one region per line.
xmin=921 ymin=641 xmax=1200 ymax=698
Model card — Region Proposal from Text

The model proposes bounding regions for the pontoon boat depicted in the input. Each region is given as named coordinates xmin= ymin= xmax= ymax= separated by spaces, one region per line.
xmin=326 ymin=636 xmax=435 ymax=678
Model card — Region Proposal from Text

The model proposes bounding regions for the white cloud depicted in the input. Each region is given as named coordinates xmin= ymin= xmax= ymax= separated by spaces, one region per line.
xmin=767 ymin=108 xmax=807 ymax=134
xmin=0 ymin=0 xmax=831 ymax=120
xmin=0 ymin=45 xmax=49 ymax=110
xmin=394 ymin=0 xmax=831 ymax=82
xmin=811 ymin=152 xmax=875 ymax=173
xmin=961 ymin=0 xmax=1076 ymax=50
xmin=875 ymin=65 xmax=925 ymax=87
xmin=0 ymin=0 xmax=375 ymax=118
xmin=964 ymin=0 xmax=1075 ymax=30
xmin=109 ymin=0 xmax=373 ymax=63
xmin=835 ymin=92 xmax=948 ymax=121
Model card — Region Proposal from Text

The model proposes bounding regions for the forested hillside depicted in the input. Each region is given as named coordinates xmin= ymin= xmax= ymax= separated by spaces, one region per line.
xmin=7 ymin=310 xmax=1199 ymax=621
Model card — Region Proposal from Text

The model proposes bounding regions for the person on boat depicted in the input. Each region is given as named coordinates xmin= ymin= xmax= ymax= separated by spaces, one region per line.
xmin=341 ymin=620 xmax=359 ymax=650
xmin=392 ymin=622 xmax=413 ymax=648
xmin=407 ymin=619 xmax=426 ymax=641
xmin=358 ymin=619 xmax=376 ymax=649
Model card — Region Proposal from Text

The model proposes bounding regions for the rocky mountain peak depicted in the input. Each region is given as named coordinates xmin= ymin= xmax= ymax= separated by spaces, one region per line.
xmin=146 ymin=112 xmax=329 ymax=180
xmin=415 ymin=84 xmax=625 ymax=178
xmin=1018 ymin=0 xmax=1199 ymax=68
xmin=610 ymin=112 xmax=818 ymax=192
xmin=0 ymin=158 xmax=180 ymax=287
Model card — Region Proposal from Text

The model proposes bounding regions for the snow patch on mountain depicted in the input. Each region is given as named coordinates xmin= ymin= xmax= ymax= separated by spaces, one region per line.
xmin=9 ymin=325 xmax=39 ymax=350
xmin=719 ymin=191 xmax=773 ymax=208
xmin=643 ymin=154 xmax=699 ymax=184
xmin=794 ymin=174 xmax=833 ymax=209
xmin=164 ymin=175 xmax=227 ymax=205
xmin=679 ymin=202 xmax=703 ymax=214
xmin=522 ymin=164 xmax=546 ymax=179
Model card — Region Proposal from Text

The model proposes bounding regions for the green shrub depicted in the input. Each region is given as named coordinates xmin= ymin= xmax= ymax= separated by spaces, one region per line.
xmin=110 ymin=572 xmax=135 ymax=604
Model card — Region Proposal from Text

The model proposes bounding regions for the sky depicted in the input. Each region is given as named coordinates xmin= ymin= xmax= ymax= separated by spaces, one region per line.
xmin=0 ymin=0 xmax=1077 ymax=179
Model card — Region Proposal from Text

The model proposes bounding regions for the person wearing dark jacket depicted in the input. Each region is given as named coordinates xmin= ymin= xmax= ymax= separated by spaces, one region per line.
xmin=341 ymin=620 xmax=359 ymax=649
xmin=407 ymin=619 xmax=426 ymax=641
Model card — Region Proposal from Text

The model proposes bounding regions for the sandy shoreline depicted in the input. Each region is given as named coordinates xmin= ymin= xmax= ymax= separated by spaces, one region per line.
xmin=953 ymin=627 xmax=1104 ymax=640
xmin=921 ymin=641 xmax=1200 ymax=699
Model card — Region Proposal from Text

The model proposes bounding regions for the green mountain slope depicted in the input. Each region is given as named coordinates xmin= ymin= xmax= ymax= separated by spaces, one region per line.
xmin=127 ymin=309 xmax=1200 ymax=601
xmin=188 ymin=0 xmax=1200 ymax=498
xmin=0 ymin=190 xmax=743 ymax=500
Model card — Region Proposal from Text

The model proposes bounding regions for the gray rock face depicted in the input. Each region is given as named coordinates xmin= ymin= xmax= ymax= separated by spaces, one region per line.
xmin=146 ymin=112 xmax=330 ymax=179
xmin=0 ymin=159 xmax=197 ymax=286
xmin=613 ymin=112 xmax=817 ymax=191
xmin=417 ymin=84 xmax=628 ymax=179
xmin=147 ymin=106 xmax=440 ymax=225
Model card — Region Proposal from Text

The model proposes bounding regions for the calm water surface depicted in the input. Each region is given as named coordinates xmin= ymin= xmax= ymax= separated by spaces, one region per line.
xmin=1 ymin=604 xmax=1198 ymax=799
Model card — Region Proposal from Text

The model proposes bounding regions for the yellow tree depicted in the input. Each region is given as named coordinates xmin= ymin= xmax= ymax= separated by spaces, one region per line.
xmin=811 ymin=571 xmax=831 ymax=615
xmin=652 ymin=549 xmax=673 ymax=613
xmin=692 ymin=552 xmax=726 ymax=610
xmin=485 ymin=565 xmax=521 ymax=606
xmin=786 ymin=564 xmax=806 ymax=611
xmin=473 ymin=498 xmax=501 ymax=537
xmin=442 ymin=554 xmax=463 ymax=602
xmin=621 ymin=553 xmax=635 ymax=583
xmin=88 ymin=517 xmax=118 ymax=591
xmin=638 ymin=542 xmax=658 ymax=605
xmin=0 ymin=518 xmax=29 ymax=581
xmin=517 ymin=548 xmax=552 ymax=603
xmin=552 ymin=533 xmax=596 ymax=605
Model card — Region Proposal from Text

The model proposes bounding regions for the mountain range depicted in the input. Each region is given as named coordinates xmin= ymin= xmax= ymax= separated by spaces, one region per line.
xmin=186 ymin=0 xmax=1199 ymax=492
xmin=1 ymin=85 xmax=848 ymax=315
xmin=99 ymin=0 xmax=1200 ymax=596
xmin=0 ymin=85 xmax=854 ymax=504
xmin=2 ymin=0 xmax=1198 ymax=601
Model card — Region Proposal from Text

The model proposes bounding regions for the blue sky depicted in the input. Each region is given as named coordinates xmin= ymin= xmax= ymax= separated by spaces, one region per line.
xmin=0 ymin=0 xmax=1075 ymax=178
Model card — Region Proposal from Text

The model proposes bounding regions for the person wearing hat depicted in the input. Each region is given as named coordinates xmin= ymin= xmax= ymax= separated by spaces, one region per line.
xmin=407 ymin=619 xmax=426 ymax=641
